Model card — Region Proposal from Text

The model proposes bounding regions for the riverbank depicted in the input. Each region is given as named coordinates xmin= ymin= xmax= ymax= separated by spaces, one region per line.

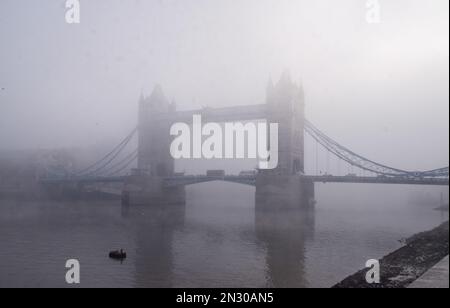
xmin=333 ymin=221 xmax=449 ymax=288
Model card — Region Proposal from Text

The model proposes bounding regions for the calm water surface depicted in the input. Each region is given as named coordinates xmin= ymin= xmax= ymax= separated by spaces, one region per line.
xmin=0 ymin=182 xmax=447 ymax=288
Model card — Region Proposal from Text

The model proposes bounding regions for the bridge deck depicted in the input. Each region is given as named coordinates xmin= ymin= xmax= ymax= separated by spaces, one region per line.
xmin=157 ymin=104 xmax=268 ymax=123
xmin=41 ymin=176 xmax=126 ymax=184
xmin=164 ymin=175 xmax=448 ymax=187
xmin=41 ymin=174 xmax=449 ymax=187
xmin=163 ymin=175 xmax=256 ymax=187
xmin=302 ymin=175 xmax=449 ymax=186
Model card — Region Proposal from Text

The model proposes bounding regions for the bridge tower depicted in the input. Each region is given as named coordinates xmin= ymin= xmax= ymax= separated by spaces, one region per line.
xmin=256 ymin=72 xmax=314 ymax=209
xmin=265 ymin=72 xmax=305 ymax=175
xmin=138 ymin=85 xmax=175 ymax=176
xmin=124 ymin=86 xmax=185 ymax=206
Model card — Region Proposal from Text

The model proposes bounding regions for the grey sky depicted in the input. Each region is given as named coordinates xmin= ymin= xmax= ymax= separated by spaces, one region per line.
xmin=0 ymin=0 xmax=448 ymax=172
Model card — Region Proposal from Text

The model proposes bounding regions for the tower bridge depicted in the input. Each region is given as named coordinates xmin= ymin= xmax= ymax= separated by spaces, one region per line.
xmin=41 ymin=73 xmax=449 ymax=208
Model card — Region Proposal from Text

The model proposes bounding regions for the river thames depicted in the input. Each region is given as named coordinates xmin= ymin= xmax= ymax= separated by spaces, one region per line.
xmin=0 ymin=182 xmax=447 ymax=288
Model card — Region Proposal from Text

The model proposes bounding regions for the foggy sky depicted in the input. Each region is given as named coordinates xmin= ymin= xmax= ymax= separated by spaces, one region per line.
xmin=0 ymin=0 xmax=448 ymax=172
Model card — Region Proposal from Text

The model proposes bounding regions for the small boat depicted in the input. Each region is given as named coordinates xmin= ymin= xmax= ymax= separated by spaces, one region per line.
xmin=109 ymin=250 xmax=127 ymax=260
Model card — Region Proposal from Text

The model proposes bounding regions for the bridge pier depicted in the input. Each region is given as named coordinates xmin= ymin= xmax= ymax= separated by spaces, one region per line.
xmin=255 ymin=174 xmax=315 ymax=211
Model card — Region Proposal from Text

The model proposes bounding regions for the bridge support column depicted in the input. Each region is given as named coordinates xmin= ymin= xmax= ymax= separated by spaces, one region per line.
xmin=255 ymin=174 xmax=315 ymax=211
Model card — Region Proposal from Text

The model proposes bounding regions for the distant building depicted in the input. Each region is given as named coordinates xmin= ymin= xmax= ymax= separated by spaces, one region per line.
xmin=0 ymin=149 xmax=76 ymax=193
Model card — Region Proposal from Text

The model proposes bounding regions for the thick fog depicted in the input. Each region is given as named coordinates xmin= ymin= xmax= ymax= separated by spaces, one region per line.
xmin=0 ymin=0 xmax=448 ymax=175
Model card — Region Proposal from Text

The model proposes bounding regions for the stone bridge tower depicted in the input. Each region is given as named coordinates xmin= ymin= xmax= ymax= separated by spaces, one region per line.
xmin=256 ymin=72 xmax=314 ymax=209
xmin=125 ymin=86 xmax=184 ymax=206
xmin=138 ymin=85 xmax=176 ymax=177
xmin=265 ymin=72 xmax=305 ymax=175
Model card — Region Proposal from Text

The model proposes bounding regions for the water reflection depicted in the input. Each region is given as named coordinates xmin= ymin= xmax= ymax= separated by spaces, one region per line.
xmin=122 ymin=203 xmax=185 ymax=287
xmin=255 ymin=199 xmax=315 ymax=288
xmin=121 ymin=191 xmax=316 ymax=288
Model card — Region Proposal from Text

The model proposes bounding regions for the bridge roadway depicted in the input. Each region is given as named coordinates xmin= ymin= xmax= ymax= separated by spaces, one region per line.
xmin=301 ymin=175 xmax=449 ymax=186
xmin=41 ymin=174 xmax=449 ymax=187
xmin=163 ymin=174 xmax=449 ymax=187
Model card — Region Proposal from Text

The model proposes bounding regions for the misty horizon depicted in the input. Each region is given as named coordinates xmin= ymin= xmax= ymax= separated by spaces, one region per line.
xmin=0 ymin=1 xmax=449 ymax=170
xmin=0 ymin=0 xmax=448 ymax=174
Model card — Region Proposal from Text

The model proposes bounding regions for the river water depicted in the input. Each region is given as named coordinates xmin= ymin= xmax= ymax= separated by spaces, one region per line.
xmin=0 ymin=182 xmax=447 ymax=288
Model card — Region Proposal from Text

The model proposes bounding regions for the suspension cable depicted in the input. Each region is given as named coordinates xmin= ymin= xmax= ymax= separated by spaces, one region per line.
xmin=75 ymin=127 xmax=137 ymax=177
xmin=304 ymin=120 xmax=448 ymax=177
xmin=104 ymin=152 xmax=138 ymax=177
xmin=100 ymin=149 xmax=138 ymax=177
